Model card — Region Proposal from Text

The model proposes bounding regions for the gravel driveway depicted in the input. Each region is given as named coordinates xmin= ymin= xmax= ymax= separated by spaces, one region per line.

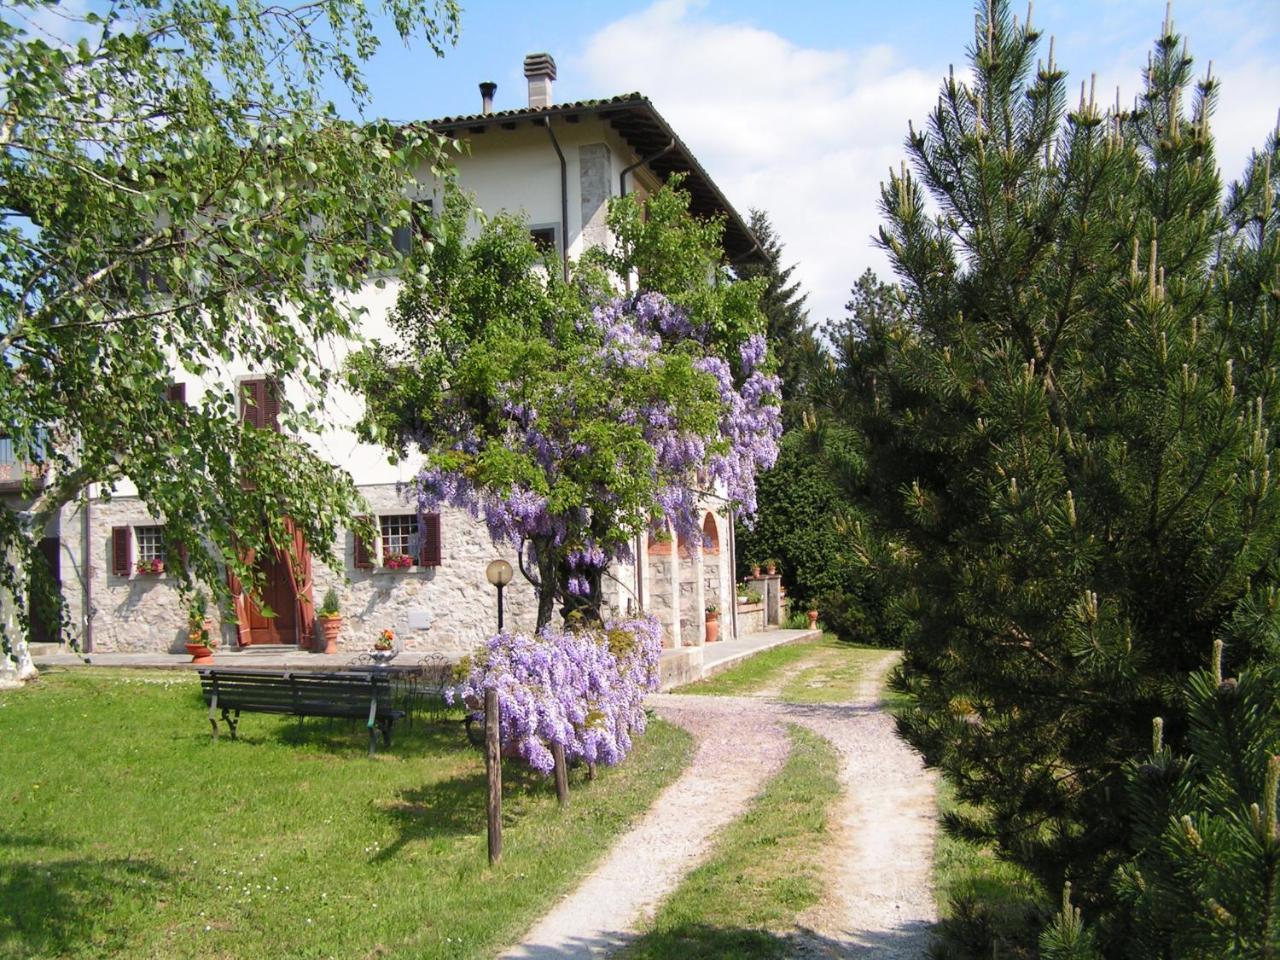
xmin=501 ymin=652 xmax=936 ymax=959
xmin=500 ymin=696 xmax=792 ymax=959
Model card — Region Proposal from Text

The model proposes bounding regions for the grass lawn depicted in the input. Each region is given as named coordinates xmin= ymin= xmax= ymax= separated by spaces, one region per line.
xmin=930 ymin=779 xmax=1046 ymax=953
xmin=0 ymin=668 xmax=693 ymax=960
xmin=674 ymin=634 xmax=892 ymax=703
xmin=620 ymin=725 xmax=840 ymax=960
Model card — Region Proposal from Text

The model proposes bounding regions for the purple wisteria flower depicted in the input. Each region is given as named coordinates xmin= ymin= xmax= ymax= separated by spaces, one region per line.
xmin=447 ymin=615 xmax=663 ymax=773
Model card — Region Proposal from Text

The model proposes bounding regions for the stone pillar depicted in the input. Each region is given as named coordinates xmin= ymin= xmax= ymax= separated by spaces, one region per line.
xmin=646 ymin=529 xmax=679 ymax=648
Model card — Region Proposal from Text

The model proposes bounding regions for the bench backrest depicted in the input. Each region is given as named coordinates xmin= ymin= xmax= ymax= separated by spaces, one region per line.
xmin=198 ymin=669 xmax=393 ymax=712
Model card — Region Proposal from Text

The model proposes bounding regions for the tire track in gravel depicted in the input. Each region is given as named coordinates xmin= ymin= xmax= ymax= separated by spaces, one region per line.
xmin=500 ymin=696 xmax=792 ymax=959
xmin=783 ymin=652 xmax=938 ymax=958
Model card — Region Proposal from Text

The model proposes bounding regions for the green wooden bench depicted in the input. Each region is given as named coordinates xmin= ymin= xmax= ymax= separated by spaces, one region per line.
xmin=197 ymin=667 xmax=405 ymax=756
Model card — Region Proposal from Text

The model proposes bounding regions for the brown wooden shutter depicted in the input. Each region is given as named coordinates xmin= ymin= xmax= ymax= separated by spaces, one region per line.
xmin=419 ymin=512 xmax=442 ymax=567
xmin=353 ymin=516 xmax=374 ymax=569
xmin=240 ymin=378 xmax=279 ymax=431
xmin=168 ymin=532 xmax=188 ymax=571
xmin=263 ymin=379 xmax=280 ymax=431
xmin=111 ymin=526 xmax=131 ymax=577
xmin=166 ymin=382 xmax=186 ymax=405
xmin=239 ymin=379 xmax=261 ymax=428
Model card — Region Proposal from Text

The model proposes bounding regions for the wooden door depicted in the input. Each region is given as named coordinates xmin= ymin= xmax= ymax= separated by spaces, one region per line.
xmin=30 ymin=536 xmax=61 ymax=645
xmin=245 ymin=549 xmax=297 ymax=644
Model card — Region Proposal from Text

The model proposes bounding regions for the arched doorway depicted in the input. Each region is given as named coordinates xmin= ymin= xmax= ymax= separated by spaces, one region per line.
xmin=701 ymin=514 xmax=722 ymax=641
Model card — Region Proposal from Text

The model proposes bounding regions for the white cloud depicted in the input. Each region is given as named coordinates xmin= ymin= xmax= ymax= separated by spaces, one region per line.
xmin=576 ymin=0 xmax=941 ymax=325
xmin=577 ymin=0 xmax=1280 ymax=328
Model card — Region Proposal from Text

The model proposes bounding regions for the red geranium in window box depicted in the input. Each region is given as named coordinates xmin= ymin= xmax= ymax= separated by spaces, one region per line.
xmin=135 ymin=558 xmax=164 ymax=575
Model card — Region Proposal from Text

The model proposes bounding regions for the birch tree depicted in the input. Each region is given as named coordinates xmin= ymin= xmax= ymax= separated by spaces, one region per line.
xmin=0 ymin=0 xmax=461 ymax=683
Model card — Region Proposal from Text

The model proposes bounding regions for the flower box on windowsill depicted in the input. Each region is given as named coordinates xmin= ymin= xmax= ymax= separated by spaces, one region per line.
xmin=135 ymin=560 xmax=166 ymax=576
xmin=382 ymin=553 xmax=414 ymax=571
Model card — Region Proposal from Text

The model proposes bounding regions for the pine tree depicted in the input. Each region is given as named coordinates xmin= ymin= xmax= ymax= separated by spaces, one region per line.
xmin=840 ymin=0 xmax=1280 ymax=944
xmin=739 ymin=209 xmax=820 ymax=418
xmin=1115 ymin=643 xmax=1280 ymax=957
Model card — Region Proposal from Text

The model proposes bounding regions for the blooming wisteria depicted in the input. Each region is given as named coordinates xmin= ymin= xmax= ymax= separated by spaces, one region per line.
xmin=354 ymin=186 xmax=780 ymax=625
xmin=447 ymin=615 xmax=664 ymax=773
xmin=411 ymin=289 xmax=781 ymax=591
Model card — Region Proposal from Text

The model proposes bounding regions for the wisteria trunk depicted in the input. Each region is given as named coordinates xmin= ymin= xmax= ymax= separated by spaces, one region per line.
xmin=534 ymin=540 xmax=559 ymax=631
xmin=560 ymin=565 xmax=605 ymax=627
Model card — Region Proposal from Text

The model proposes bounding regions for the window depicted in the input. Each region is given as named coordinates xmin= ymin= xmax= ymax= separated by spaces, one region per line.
xmin=530 ymin=226 xmax=558 ymax=255
xmin=0 ymin=437 xmax=13 ymax=466
xmin=135 ymin=526 xmax=168 ymax=564
xmin=392 ymin=199 xmax=433 ymax=255
xmin=353 ymin=512 xmax=442 ymax=570
xmin=379 ymin=514 xmax=419 ymax=561
xmin=240 ymin=378 xmax=280 ymax=431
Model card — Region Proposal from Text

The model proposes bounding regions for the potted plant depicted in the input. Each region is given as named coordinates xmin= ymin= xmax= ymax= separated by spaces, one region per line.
xmin=184 ymin=591 xmax=216 ymax=663
xmin=765 ymin=558 xmax=778 ymax=575
xmin=136 ymin=557 xmax=165 ymax=575
xmin=383 ymin=552 xmax=413 ymax=570
xmin=318 ymin=587 xmax=342 ymax=655
xmin=704 ymin=603 xmax=721 ymax=643
xmin=372 ymin=628 xmax=397 ymax=663
xmin=807 ymin=608 xmax=819 ymax=629
xmin=750 ymin=562 xmax=762 ymax=578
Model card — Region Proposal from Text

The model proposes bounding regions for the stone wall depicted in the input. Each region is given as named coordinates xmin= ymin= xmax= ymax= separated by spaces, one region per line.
xmin=310 ymin=486 xmax=537 ymax=659
xmin=68 ymin=495 xmax=220 ymax=653
xmin=62 ymin=484 xmax=538 ymax=659
xmin=52 ymin=486 xmax=733 ymax=659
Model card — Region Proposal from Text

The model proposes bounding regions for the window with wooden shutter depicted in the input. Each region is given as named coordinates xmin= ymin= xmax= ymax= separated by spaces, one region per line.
xmin=353 ymin=516 xmax=374 ymax=569
xmin=166 ymin=381 xmax=186 ymax=405
xmin=240 ymin=378 xmax=280 ymax=431
xmin=111 ymin=526 xmax=132 ymax=577
xmin=419 ymin=512 xmax=442 ymax=567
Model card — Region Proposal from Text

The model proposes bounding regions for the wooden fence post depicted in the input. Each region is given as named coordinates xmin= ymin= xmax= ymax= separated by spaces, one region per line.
xmin=485 ymin=688 xmax=502 ymax=865
xmin=552 ymin=741 xmax=569 ymax=807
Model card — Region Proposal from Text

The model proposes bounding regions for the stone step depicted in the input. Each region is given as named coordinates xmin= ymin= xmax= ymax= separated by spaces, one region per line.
xmin=228 ymin=644 xmax=298 ymax=655
xmin=27 ymin=642 xmax=65 ymax=657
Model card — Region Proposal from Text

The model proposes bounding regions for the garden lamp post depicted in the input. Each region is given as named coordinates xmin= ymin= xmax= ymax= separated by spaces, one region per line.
xmin=485 ymin=558 xmax=514 ymax=632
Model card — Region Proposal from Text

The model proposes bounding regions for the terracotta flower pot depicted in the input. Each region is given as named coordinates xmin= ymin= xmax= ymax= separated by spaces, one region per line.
xmin=704 ymin=612 xmax=720 ymax=643
xmin=319 ymin=615 xmax=342 ymax=655
xmin=751 ymin=564 xmax=761 ymax=577
xmin=807 ymin=609 xmax=819 ymax=628
xmin=185 ymin=641 xmax=214 ymax=664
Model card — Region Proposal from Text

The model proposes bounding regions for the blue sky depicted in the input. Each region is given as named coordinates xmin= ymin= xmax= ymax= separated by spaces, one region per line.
xmin=338 ymin=0 xmax=1277 ymax=324
xmin=22 ymin=0 xmax=1276 ymax=323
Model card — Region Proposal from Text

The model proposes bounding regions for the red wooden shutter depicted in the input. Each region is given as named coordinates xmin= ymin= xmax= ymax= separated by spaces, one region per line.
xmin=111 ymin=526 xmax=131 ymax=577
xmin=166 ymin=382 xmax=186 ymax=405
xmin=353 ymin=516 xmax=374 ymax=569
xmin=419 ymin=512 xmax=442 ymax=567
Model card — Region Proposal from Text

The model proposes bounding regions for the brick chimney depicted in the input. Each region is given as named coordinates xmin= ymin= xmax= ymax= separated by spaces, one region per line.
xmin=523 ymin=52 xmax=556 ymax=109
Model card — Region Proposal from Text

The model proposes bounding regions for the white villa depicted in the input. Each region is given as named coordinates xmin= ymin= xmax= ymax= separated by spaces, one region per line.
xmin=8 ymin=54 xmax=781 ymax=661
